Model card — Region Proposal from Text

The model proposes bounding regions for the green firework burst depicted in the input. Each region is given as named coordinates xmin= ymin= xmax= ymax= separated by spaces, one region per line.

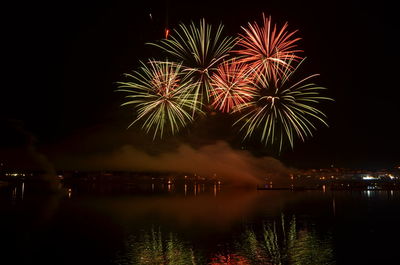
xmin=233 ymin=58 xmax=333 ymax=152
xmin=147 ymin=19 xmax=238 ymax=110
xmin=116 ymin=60 xmax=203 ymax=139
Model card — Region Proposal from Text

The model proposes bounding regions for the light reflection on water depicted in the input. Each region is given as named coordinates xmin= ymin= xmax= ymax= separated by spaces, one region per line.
xmin=114 ymin=227 xmax=201 ymax=265
xmin=238 ymin=215 xmax=334 ymax=265
xmin=2 ymin=181 xmax=400 ymax=265
xmin=113 ymin=214 xmax=334 ymax=265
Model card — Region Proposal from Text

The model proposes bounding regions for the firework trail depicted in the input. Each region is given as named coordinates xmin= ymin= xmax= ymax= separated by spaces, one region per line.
xmin=116 ymin=60 xmax=202 ymax=139
xmin=210 ymin=59 xmax=256 ymax=113
xmin=235 ymin=13 xmax=303 ymax=81
xmin=233 ymin=58 xmax=333 ymax=152
xmin=147 ymin=19 xmax=237 ymax=111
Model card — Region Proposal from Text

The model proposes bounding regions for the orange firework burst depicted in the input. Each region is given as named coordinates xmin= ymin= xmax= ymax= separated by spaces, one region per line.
xmin=210 ymin=60 xmax=256 ymax=113
xmin=235 ymin=13 xmax=303 ymax=80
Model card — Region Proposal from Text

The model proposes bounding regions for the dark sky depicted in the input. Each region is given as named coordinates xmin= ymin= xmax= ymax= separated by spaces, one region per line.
xmin=1 ymin=0 xmax=399 ymax=170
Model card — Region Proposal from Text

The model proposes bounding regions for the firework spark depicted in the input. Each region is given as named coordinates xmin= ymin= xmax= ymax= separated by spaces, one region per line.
xmin=233 ymin=58 xmax=333 ymax=152
xmin=116 ymin=60 xmax=202 ymax=139
xmin=210 ymin=60 xmax=256 ymax=113
xmin=147 ymin=19 xmax=237 ymax=110
xmin=235 ymin=14 xmax=303 ymax=81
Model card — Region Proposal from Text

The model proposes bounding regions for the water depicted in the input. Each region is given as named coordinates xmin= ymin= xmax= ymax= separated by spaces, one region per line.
xmin=1 ymin=180 xmax=400 ymax=265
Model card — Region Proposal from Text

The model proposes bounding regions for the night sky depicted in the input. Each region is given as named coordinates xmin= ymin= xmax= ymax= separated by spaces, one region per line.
xmin=1 ymin=0 xmax=399 ymax=171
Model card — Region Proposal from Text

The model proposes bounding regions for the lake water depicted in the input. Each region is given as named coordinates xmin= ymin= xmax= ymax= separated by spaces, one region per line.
xmin=1 ymin=181 xmax=400 ymax=265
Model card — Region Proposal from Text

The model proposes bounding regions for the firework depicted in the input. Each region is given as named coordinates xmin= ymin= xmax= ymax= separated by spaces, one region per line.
xmin=235 ymin=13 xmax=303 ymax=81
xmin=210 ymin=59 xmax=256 ymax=113
xmin=233 ymin=58 xmax=333 ymax=152
xmin=116 ymin=15 xmax=332 ymax=150
xmin=116 ymin=60 xmax=202 ymax=139
xmin=147 ymin=19 xmax=237 ymax=110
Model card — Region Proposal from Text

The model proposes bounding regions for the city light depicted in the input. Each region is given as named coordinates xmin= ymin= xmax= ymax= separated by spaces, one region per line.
xmin=362 ymin=176 xmax=377 ymax=180
xmin=5 ymin=173 xmax=26 ymax=177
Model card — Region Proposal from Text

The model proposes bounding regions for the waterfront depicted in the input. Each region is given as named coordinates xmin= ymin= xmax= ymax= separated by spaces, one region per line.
xmin=2 ymin=179 xmax=400 ymax=265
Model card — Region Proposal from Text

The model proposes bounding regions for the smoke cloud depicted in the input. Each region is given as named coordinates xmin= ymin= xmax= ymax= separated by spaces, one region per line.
xmin=0 ymin=118 xmax=59 ymax=190
xmin=62 ymin=140 xmax=293 ymax=185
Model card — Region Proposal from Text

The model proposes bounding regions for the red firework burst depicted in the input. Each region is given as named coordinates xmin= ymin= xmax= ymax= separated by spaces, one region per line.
xmin=210 ymin=60 xmax=256 ymax=113
xmin=235 ymin=13 xmax=303 ymax=80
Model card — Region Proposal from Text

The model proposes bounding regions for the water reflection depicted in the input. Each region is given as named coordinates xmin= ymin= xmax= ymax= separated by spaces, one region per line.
xmin=210 ymin=254 xmax=249 ymax=264
xmin=92 ymin=190 xmax=260 ymax=231
xmin=115 ymin=227 xmax=200 ymax=265
xmin=8 ymin=181 xmax=25 ymax=201
xmin=234 ymin=214 xmax=334 ymax=265
xmin=21 ymin=181 xmax=25 ymax=200
xmin=113 ymin=214 xmax=334 ymax=265
xmin=2 ymin=181 xmax=400 ymax=265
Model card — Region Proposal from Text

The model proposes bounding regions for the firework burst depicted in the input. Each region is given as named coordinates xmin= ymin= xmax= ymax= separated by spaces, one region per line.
xmin=147 ymin=19 xmax=237 ymax=110
xmin=116 ymin=60 xmax=202 ymax=139
xmin=233 ymin=58 xmax=333 ymax=152
xmin=235 ymin=13 xmax=303 ymax=81
xmin=210 ymin=59 xmax=256 ymax=113
xmin=116 ymin=14 xmax=333 ymax=151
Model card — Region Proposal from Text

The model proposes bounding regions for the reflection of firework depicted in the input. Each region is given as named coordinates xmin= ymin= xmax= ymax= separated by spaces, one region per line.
xmin=238 ymin=214 xmax=335 ymax=265
xmin=115 ymin=227 xmax=200 ymax=265
xmin=233 ymin=59 xmax=333 ymax=152
xmin=210 ymin=253 xmax=250 ymax=264
xmin=116 ymin=60 xmax=202 ymax=139
xmin=235 ymin=13 xmax=303 ymax=80
xmin=148 ymin=19 xmax=237 ymax=109
xmin=210 ymin=60 xmax=256 ymax=113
